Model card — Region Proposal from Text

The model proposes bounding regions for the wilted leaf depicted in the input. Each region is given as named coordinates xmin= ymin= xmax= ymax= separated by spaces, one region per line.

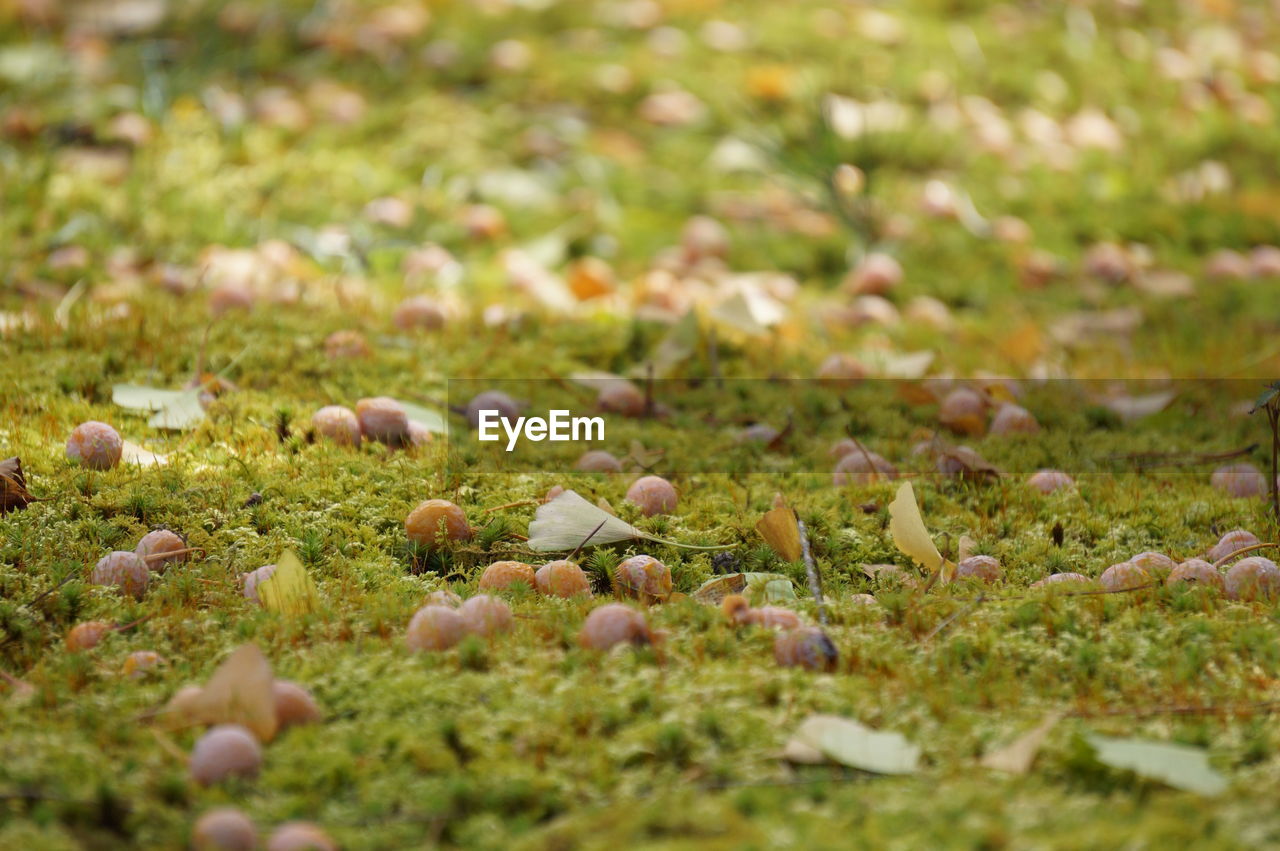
xmin=113 ymin=383 xmax=190 ymax=412
xmin=528 ymin=490 xmax=730 ymax=552
xmin=396 ymin=400 xmax=448 ymax=435
xmin=756 ymin=506 xmax=802 ymax=562
xmin=692 ymin=573 xmax=748 ymax=603
xmin=0 ymin=457 xmax=34 ymax=515
xmin=1101 ymin=392 xmax=1176 ymax=422
xmin=257 ymin=550 xmax=321 ymax=616
xmin=1086 ymin=734 xmax=1227 ymax=796
xmin=160 ymin=644 xmax=277 ymax=743
xmin=710 ymin=289 xmax=784 ymax=338
xmin=981 ymin=713 xmax=1062 ymax=774
xmin=645 ymin=309 xmax=700 ymax=377
xmin=888 ymin=482 xmax=955 ymax=582
xmin=693 ymin=572 xmax=795 ymax=604
xmin=785 ymin=714 xmax=919 ymax=774
xmin=121 ymin=440 xmax=167 ymax=467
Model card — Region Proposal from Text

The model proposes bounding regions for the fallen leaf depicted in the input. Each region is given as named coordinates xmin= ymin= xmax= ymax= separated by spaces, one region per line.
xmin=1086 ymin=734 xmax=1227 ymax=796
xmin=1100 ymin=391 xmax=1177 ymax=422
xmin=785 ymin=714 xmax=920 ymax=774
xmin=121 ymin=440 xmax=167 ymax=467
xmin=981 ymin=713 xmax=1062 ymax=774
xmin=0 ymin=457 xmax=34 ymax=515
xmin=888 ymin=482 xmax=955 ymax=582
xmin=159 ymin=644 xmax=278 ymax=742
xmin=256 ymin=550 xmax=321 ymax=616
xmin=756 ymin=506 xmax=802 ymax=562
xmin=396 ymin=400 xmax=449 ymax=435
xmin=528 ymin=489 xmax=730 ymax=552
xmin=692 ymin=572 xmax=796 ymax=604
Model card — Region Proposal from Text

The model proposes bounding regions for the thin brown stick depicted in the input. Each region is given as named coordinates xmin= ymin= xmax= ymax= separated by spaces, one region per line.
xmin=796 ymin=518 xmax=827 ymax=625
xmin=1212 ymin=542 xmax=1278 ymax=568
xmin=482 ymin=500 xmax=538 ymax=515
xmin=921 ymin=593 xmax=985 ymax=642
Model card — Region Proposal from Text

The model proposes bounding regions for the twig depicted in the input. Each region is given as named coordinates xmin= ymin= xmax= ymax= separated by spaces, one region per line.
xmin=481 ymin=500 xmax=538 ymax=514
xmin=1103 ymin=443 xmax=1258 ymax=469
xmin=1212 ymin=542 xmax=1277 ymax=568
xmin=796 ymin=519 xmax=827 ymax=625
xmin=921 ymin=593 xmax=985 ymax=643
xmin=567 ymin=519 xmax=609 ymax=562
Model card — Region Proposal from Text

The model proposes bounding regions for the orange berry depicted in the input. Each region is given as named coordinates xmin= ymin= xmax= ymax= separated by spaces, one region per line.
xmin=406 ymin=605 xmax=466 ymax=651
xmin=123 ymin=650 xmax=163 ymax=679
xmin=66 ymin=421 xmax=122 ymax=470
xmin=136 ymin=529 xmax=187 ymax=569
xmin=625 ymin=476 xmax=677 ymax=516
xmin=615 ymin=555 xmax=672 ymax=600
xmin=535 ymin=560 xmax=592 ymax=597
xmin=579 ymin=603 xmax=650 ymax=650
xmin=477 ymin=561 xmax=535 ymax=592
xmin=458 ymin=595 xmax=513 ymax=637
xmin=404 ymin=499 xmax=472 ymax=550
xmin=66 ymin=621 xmax=112 ymax=651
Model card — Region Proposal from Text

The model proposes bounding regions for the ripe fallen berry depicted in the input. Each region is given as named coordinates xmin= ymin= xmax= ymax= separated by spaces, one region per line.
xmin=1032 ymin=572 xmax=1093 ymax=589
xmin=989 ymin=403 xmax=1039 ymax=436
xmin=458 ymin=595 xmax=514 ymax=637
xmin=123 ymin=650 xmax=163 ymax=679
xmin=1211 ymin=463 xmax=1267 ymax=498
xmin=241 ymin=565 xmax=276 ymax=604
xmin=392 ymin=295 xmax=445 ymax=331
xmin=267 ymin=823 xmax=337 ymax=851
xmin=478 ymin=560 xmax=536 ymax=592
xmin=1225 ymin=557 xmax=1280 ymax=601
xmin=356 ymin=397 xmax=410 ymax=446
xmin=625 ymin=476 xmax=677 ymax=516
xmin=190 ymin=724 xmax=263 ymax=786
xmin=92 ymin=551 xmax=150 ymax=598
xmin=956 ymin=555 xmax=1001 ymax=583
xmin=66 ymin=621 xmax=112 ymax=651
xmin=615 ymin=555 xmax=672 ymax=600
xmin=312 ymin=406 xmax=361 ymax=446
xmin=209 ymin=283 xmax=255 ymax=316
xmin=722 ymin=594 xmax=801 ymax=630
xmin=843 ymin=252 xmax=903 ymax=296
xmin=815 ymin=353 xmax=867 ymax=387
xmin=832 ymin=450 xmax=897 ymax=486
xmin=938 ymin=388 xmax=986 ymax=437
xmin=1098 ymin=562 xmax=1150 ymax=591
xmin=323 ymin=329 xmax=370 ymax=360
xmin=579 ymin=603 xmax=651 ymax=650
xmin=136 ymin=529 xmax=187 ymax=569
xmin=535 ymin=560 xmax=592 ymax=597
xmin=273 ymin=680 xmax=321 ymax=729
xmin=597 ymin=382 xmax=646 ymax=416
xmin=405 ymin=605 xmax=466 ymax=651
xmin=466 ymin=390 xmax=520 ymax=429
xmin=1027 ymin=469 xmax=1074 ymax=494
xmin=66 ymin=421 xmax=123 ymax=470
xmin=737 ymin=423 xmax=780 ymax=444
xmin=192 ymin=808 xmax=257 ymax=851
xmin=405 ymin=499 xmax=472 ymax=550
xmin=1208 ymin=529 xmax=1260 ymax=563
xmin=1129 ymin=551 xmax=1176 ymax=578
xmin=1166 ymin=559 xmax=1224 ymax=590
xmin=425 ymin=588 xmax=462 ymax=608
xmin=575 ymin=450 xmax=623 ymax=472
xmin=774 ymin=627 xmax=838 ymax=671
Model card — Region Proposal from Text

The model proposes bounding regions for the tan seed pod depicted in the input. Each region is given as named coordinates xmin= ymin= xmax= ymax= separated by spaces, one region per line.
xmin=1225 ymin=557 xmax=1280 ymax=601
xmin=267 ymin=822 xmax=337 ymax=851
xmin=575 ymin=450 xmax=623 ymax=473
xmin=404 ymin=499 xmax=472 ymax=550
xmin=625 ymin=476 xmax=677 ymax=516
xmin=535 ymin=560 xmax=592 ymax=597
xmin=405 ymin=605 xmax=466 ymax=652
xmin=192 ymin=808 xmax=258 ymax=851
xmin=355 ymin=397 xmax=410 ymax=445
xmin=66 ymin=621 xmax=112 ymax=652
xmin=1211 ymin=463 xmax=1267 ymax=498
xmin=190 ymin=724 xmax=263 ymax=786
xmin=136 ymin=529 xmax=187 ymax=569
xmin=312 ymin=406 xmax=361 ymax=447
xmin=774 ymin=627 xmax=838 ymax=671
xmin=831 ymin=450 xmax=897 ymax=487
xmin=273 ymin=680 xmax=321 ymax=729
xmin=66 ymin=421 xmax=123 ymax=470
xmin=956 ymin=555 xmax=1001 ymax=583
xmin=1166 ymin=559 xmax=1224 ymax=591
xmin=579 ymin=603 xmax=650 ymax=650
xmin=1098 ymin=562 xmax=1150 ymax=592
xmin=458 ymin=595 xmax=514 ymax=637
xmin=92 ymin=551 xmax=150 ymax=598
xmin=478 ymin=561 xmax=536 ymax=592
xmin=615 ymin=555 xmax=672 ymax=600
xmin=1027 ymin=469 xmax=1074 ymax=494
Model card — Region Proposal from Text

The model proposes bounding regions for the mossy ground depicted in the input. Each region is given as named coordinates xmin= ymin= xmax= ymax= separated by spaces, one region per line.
xmin=4 ymin=0 xmax=1280 ymax=848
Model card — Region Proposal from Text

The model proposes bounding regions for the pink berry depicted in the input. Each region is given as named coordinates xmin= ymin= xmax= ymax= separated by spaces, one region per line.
xmin=66 ymin=421 xmax=123 ymax=470
xmin=241 ymin=565 xmax=276 ymax=604
xmin=1166 ymin=559 xmax=1224 ymax=591
xmin=816 ymin=354 xmax=867 ymax=387
xmin=831 ymin=450 xmax=897 ymax=486
xmin=312 ymin=406 xmax=361 ymax=446
xmin=1098 ymin=562 xmax=1151 ymax=592
xmin=535 ymin=560 xmax=592 ymax=597
xmin=273 ymin=680 xmax=321 ymax=729
xmin=989 ymin=403 xmax=1039 ymax=436
xmin=392 ymin=295 xmax=445 ymax=331
xmin=92 ymin=551 xmax=150 ymax=598
xmin=267 ymin=822 xmax=336 ymax=851
xmin=458 ymin=595 xmax=513 ymax=637
xmin=190 ymin=724 xmax=262 ymax=786
xmin=579 ymin=603 xmax=650 ymax=650
xmin=1204 ymin=249 xmax=1250 ymax=281
xmin=615 ymin=555 xmax=672 ymax=600
xmin=1032 ymin=572 xmax=1093 ymax=589
xmin=323 ymin=329 xmax=370 ymax=359
xmin=406 ymin=605 xmax=466 ymax=651
xmin=575 ymin=450 xmax=623 ymax=472
xmin=1250 ymin=245 xmax=1280 ymax=278
xmin=625 ymin=476 xmax=677 ymax=516
xmin=956 ymin=555 xmax=1001 ymax=583
xmin=209 ymin=283 xmax=255 ymax=316
xmin=1027 ymin=469 xmax=1074 ymax=494
xmin=1211 ymin=463 xmax=1267 ymax=498
xmin=774 ymin=627 xmax=838 ymax=671
xmin=135 ymin=529 xmax=187 ymax=569
xmin=597 ymin=382 xmax=646 ymax=416
xmin=843 ymin=252 xmax=902 ymax=295
xmin=424 ymin=588 xmax=462 ymax=608
xmin=477 ymin=561 xmax=536 ymax=592
xmin=355 ymin=397 xmax=410 ymax=445
xmin=1208 ymin=529 xmax=1260 ymax=563
xmin=1129 ymin=551 xmax=1176 ymax=578
xmin=192 ymin=808 xmax=257 ymax=851
xmin=724 ymin=596 xmax=802 ymax=630
xmin=1225 ymin=557 xmax=1280 ymax=601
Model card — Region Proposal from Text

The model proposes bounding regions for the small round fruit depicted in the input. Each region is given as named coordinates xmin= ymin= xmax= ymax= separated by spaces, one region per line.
xmin=774 ymin=627 xmax=838 ymax=672
xmin=478 ymin=561 xmax=535 ymax=592
xmin=66 ymin=621 xmax=112 ymax=651
xmin=535 ymin=560 xmax=592 ymax=597
xmin=1204 ymin=249 xmax=1250 ymax=281
xmin=465 ymin=391 xmax=520 ymax=429
xmin=724 ymin=596 xmax=801 ymax=630
xmin=989 ymin=403 xmax=1039 ymax=436
xmin=936 ymin=446 xmax=994 ymax=480
xmin=831 ymin=450 xmax=897 ymax=486
xmin=242 ymin=565 xmax=276 ymax=604
xmin=1225 ymin=557 xmax=1280 ymax=601
xmin=405 ymin=499 xmax=472 ymax=550
xmin=407 ymin=419 xmax=433 ymax=447
xmin=312 ymin=406 xmax=361 ymax=446
xmin=267 ymin=822 xmax=337 ymax=851
xmin=425 ymin=588 xmax=462 ymax=608
xmin=681 ymin=215 xmax=729 ymax=262
xmin=136 ymin=529 xmax=187 ymax=569
xmin=625 ymin=476 xmax=677 ymax=516
xmin=737 ymin=423 xmax=780 ymax=445
xmin=123 ymin=650 xmax=163 ymax=679
xmin=615 ymin=555 xmax=672 ymax=600
xmin=575 ymin=450 xmax=622 ymax=472
xmin=597 ymin=382 xmax=646 ymax=416
xmin=1208 ymin=529 xmax=1260 ymax=563
xmin=956 ymin=555 xmax=1001 ymax=583
xmin=92 ymin=551 xmax=150 ymax=598
xmin=849 ymin=593 xmax=878 ymax=607
xmin=458 ymin=595 xmax=513 ymax=636
xmin=192 ymin=808 xmax=257 ymax=851
xmin=209 ymin=283 xmax=255 ymax=316
xmin=190 ymin=724 xmax=263 ymax=786
xmin=66 ymin=421 xmax=123 ymax=470
xmin=1166 ymin=559 xmax=1224 ymax=590
xmin=323 ymin=329 xmax=370 ymax=359
xmin=816 ymin=353 xmax=866 ymax=387
xmin=579 ymin=603 xmax=651 ymax=650
xmin=273 ymin=680 xmax=321 ymax=728
xmin=1211 ymin=463 xmax=1267 ymax=498
xmin=406 ymin=605 xmax=466 ymax=651
xmin=1129 ymin=551 xmax=1176 ymax=578
xmin=1027 ymin=469 xmax=1074 ymax=494
xmin=355 ymin=397 xmax=410 ymax=445
xmin=1032 ymin=572 xmax=1092 ymax=589
xmin=1098 ymin=562 xmax=1151 ymax=592
xmin=939 ymin=388 xmax=986 ymax=437
xmin=843 ymin=252 xmax=902 ymax=295
xmin=1250 ymin=245 xmax=1280 ymax=278
xmin=392 ymin=295 xmax=445 ymax=331
xmin=544 ymin=485 xmax=566 ymax=502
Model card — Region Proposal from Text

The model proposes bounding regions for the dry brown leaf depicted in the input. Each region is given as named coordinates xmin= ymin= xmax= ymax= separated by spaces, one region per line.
xmin=757 ymin=506 xmax=802 ymax=562
xmin=159 ymin=644 xmax=278 ymax=742
xmin=0 ymin=457 xmax=34 ymax=515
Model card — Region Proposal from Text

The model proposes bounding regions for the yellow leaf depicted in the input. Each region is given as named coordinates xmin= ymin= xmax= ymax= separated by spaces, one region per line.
xmin=887 ymin=482 xmax=955 ymax=582
xmin=257 ymin=550 xmax=321 ymax=616
xmin=160 ymin=644 xmax=277 ymax=742
xmin=756 ymin=506 xmax=802 ymax=562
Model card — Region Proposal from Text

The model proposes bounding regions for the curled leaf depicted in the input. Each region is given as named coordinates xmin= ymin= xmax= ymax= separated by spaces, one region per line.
xmin=785 ymin=714 xmax=919 ymax=774
xmin=1086 ymin=734 xmax=1227 ymax=796
xmin=756 ymin=506 xmax=802 ymax=562
xmin=888 ymin=482 xmax=955 ymax=582
xmin=158 ymin=644 xmax=277 ymax=742
xmin=0 ymin=457 xmax=34 ymax=515
xmin=257 ymin=550 xmax=321 ymax=616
